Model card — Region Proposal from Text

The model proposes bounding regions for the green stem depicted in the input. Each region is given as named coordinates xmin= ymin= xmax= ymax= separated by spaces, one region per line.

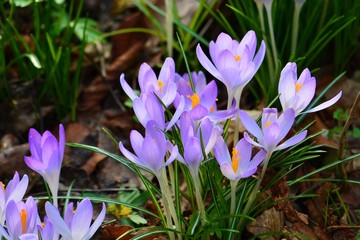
xmin=291 ymin=2 xmax=303 ymax=53
xmin=156 ymin=172 xmax=175 ymax=240
xmin=191 ymin=171 xmax=206 ymax=224
xmin=157 ymin=169 xmax=182 ymax=240
xmin=264 ymin=2 xmax=278 ymax=85
xmin=229 ymin=179 xmax=239 ymax=216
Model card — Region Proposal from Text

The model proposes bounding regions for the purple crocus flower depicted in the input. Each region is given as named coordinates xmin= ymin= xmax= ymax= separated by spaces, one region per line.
xmin=174 ymin=71 xmax=238 ymax=122
xmin=174 ymin=71 xmax=218 ymax=120
xmin=45 ymin=198 xmax=106 ymax=240
xmin=24 ymin=124 xmax=65 ymax=207
xmin=177 ymin=112 xmax=220 ymax=175
xmin=0 ymin=172 xmax=29 ymax=225
xmin=196 ymin=31 xmax=266 ymax=107
xmin=0 ymin=197 xmax=40 ymax=240
xmin=132 ymin=93 xmax=185 ymax=131
xmin=239 ymin=108 xmax=307 ymax=153
xmin=278 ymin=62 xmax=342 ymax=116
xmin=214 ymin=137 xmax=266 ymax=181
xmin=119 ymin=120 xmax=179 ymax=174
xmin=120 ymin=57 xmax=177 ymax=107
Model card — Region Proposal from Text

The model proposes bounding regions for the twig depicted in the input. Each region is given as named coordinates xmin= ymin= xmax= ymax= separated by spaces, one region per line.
xmin=337 ymin=91 xmax=360 ymax=184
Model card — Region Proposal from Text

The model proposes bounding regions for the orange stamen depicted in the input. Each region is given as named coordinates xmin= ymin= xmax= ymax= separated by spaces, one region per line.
xmin=158 ymin=80 xmax=165 ymax=92
xmin=231 ymin=148 xmax=241 ymax=172
xmin=234 ymin=55 xmax=241 ymax=61
xmin=0 ymin=182 xmax=4 ymax=191
xmin=295 ymin=83 xmax=304 ymax=93
xmin=265 ymin=121 xmax=272 ymax=128
xmin=20 ymin=209 xmax=27 ymax=234
xmin=187 ymin=93 xmax=200 ymax=109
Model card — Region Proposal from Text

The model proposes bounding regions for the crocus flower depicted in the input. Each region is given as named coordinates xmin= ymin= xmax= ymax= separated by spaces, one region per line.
xmin=214 ymin=137 xmax=266 ymax=181
xmin=174 ymin=71 xmax=218 ymax=120
xmin=119 ymin=120 xmax=179 ymax=175
xmin=278 ymin=62 xmax=342 ymax=116
xmin=120 ymin=57 xmax=177 ymax=107
xmin=174 ymin=71 xmax=238 ymax=122
xmin=239 ymin=108 xmax=307 ymax=153
xmin=0 ymin=197 xmax=40 ymax=240
xmin=177 ymin=112 xmax=220 ymax=175
xmin=24 ymin=124 xmax=65 ymax=207
xmin=45 ymin=198 xmax=106 ymax=240
xmin=196 ymin=31 xmax=266 ymax=108
xmin=0 ymin=172 xmax=29 ymax=225
xmin=132 ymin=93 xmax=185 ymax=131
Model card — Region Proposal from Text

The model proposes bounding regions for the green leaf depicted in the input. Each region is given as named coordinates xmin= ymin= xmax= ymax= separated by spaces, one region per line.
xmin=128 ymin=213 xmax=148 ymax=225
xmin=70 ymin=18 xmax=103 ymax=43
xmin=353 ymin=127 xmax=360 ymax=138
xmin=24 ymin=53 xmax=41 ymax=69
xmin=9 ymin=0 xmax=33 ymax=7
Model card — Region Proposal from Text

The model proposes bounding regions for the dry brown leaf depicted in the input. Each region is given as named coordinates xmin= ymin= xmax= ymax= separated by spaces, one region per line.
xmin=247 ymin=207 xmax=285 ymax=240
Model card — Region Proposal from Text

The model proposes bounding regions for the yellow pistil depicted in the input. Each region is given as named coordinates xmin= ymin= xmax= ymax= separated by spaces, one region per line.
xmin=0 ymin=182 xmax=4 ymax=191
xmin=157 ymin=80 xmax=165 ymax=92
xmin=231 ymin=148 xmax=241 ymax=173
xmin=187 ymin=93 xmax=200 ymax=109
xmin=41 ymin=222 xmax=45 ymax=228
xmin=20 ymin=209 xmax=27 ymax=234
xmin=265 ymin=121 xmax=272 ymax=128
xmin=295 ymin=83 xmax=304 ymax=93
xmin=73 ymin=209 xmax=76 ymax=214
xmin=234 ymin=55 xmax=241 ymax=61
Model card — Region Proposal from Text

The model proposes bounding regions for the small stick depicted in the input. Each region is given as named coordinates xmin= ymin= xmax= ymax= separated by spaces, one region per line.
xmin=337 ymin=91 xmax=360 ymax=186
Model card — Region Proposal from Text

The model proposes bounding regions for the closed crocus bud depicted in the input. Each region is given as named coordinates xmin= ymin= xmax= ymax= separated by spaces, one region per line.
xmin=24 ymin=124 xmax=65 ymax=207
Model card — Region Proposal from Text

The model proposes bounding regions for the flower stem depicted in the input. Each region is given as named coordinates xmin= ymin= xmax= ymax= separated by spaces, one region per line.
xmin=156 ymin=172 xmax=175 ymax=240
xmin=157 ymin=169 xmax=182 ymax=240
xmin=230 ymin=179 xmax=239 ymax=216
xmin=191 ymin=171 xmax=206 ymax=224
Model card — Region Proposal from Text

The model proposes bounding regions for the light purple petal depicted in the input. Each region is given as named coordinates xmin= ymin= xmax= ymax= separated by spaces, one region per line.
xmin=277 ymin=108 xmax=295 ymax=141
xmin=120 ymin=74 xmax=138 ymax=101
xmin=158 ymin=57 xmax=175 ymax=84
xmin=45 ymin=202 xmax=72 ymax=239
xmin=28 ymin=129 xmax=42 ymax=161
xmin=274 ymin=130 xmax=307 ymax=151
xmin=58 ymin=124 xmax=65 ymax=163
xmin=6 ymin=200 xmax=21 ymax=239
xmin=166 ymin=95 xmax=185 ymax=131
xmin=239 ymin=110 xmax=263 ymax=139
xmin=248 ymin=149 xmax=267 ymax=169
xmin=119 ymin=142 xmax=143 ymax=167
xmin=214 ymin=137 xmax=231 ymax=166
xmin=279 ymin=63 xmax=297 ymax=110
xmin=220 ymin=164 xmax=237 ymax=180
xmin=71 ymin=199 xmax=93 ymax=239
xmin=24 ymin=156 xmax=46 ymax=172
xmin=161 ymin=82 xmax=177 ymax=106
xmin=252 ymin=40 xmax=266 ymax=71
xmin=86 ymin=202 xmax=106 ymax=239
xmin=196 ymin=44 xmax=222 ymax=80
xmin=303 ymin=91 xmax=342 ymax=114
xmin=243 ymin=132 xmax=263 ymax=149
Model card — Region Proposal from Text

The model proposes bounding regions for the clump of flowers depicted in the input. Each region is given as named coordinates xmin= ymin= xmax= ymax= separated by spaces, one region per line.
xmin=0 ymin=125 xmax=105 ymax=240
xmin=117 ymin=30 xmax=341 ymax=239
xmin=0 ymin=29 xmax=343 ymax=240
